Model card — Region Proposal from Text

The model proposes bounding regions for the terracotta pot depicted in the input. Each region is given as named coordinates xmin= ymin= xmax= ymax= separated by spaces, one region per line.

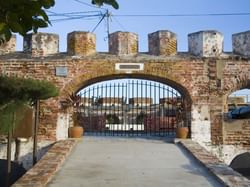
xmin=176 ymin=127 xmax=189 ymax=139
xmin=68 ymin=126 xmax=84 ymax=138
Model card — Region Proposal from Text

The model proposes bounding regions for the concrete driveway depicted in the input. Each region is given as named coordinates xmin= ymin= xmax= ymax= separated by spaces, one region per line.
xmin=47 ymin=136 xmax=222 ymax=187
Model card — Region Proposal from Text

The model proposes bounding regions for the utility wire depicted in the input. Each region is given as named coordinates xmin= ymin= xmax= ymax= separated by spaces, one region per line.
xmin=91 ymin=12 xmax=107 ymax=32
xmin=113 ymin=12 xmax=250 ymax=17
xmin=46 ymin=10 xmax=250 ymax=21
xmin=47 ymin=11 xmax=102 ymax=16
xmin=45 ymin=10 xmax=250 ymax=24
xmin=46 ymin=10 xmax=102 ymax=18
xmin=50 ymin=15 xmax=100 ymax=22
xmin=45 ymin=9 xmax=104 ymax=22
xmin=112 ymin=15 xmax=127 ymax=31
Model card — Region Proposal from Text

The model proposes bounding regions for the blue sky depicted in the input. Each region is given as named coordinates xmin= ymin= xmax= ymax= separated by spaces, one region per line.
xmin=17 ymin=0 xmax=250 ymax=94
xmin=14 ymin=0 xmax=250 ymax=96
xmin=16 ymin=0 xmax=250 ymax=52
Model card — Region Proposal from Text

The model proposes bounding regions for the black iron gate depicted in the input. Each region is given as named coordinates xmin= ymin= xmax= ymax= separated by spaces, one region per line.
xmin=77 ymin=79 xmax=186 ymax=136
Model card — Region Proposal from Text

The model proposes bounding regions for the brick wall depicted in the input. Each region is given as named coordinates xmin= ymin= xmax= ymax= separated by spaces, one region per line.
xmin=223 ymin=119 xmax=250 ymax=147
xmin=0 ymin=30 xmax=250 ymax=152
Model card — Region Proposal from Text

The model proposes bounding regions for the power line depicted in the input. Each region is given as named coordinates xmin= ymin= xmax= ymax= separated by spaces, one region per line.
xmin=47 ymin=11 xmax=102 ymax=17
xmin=45 ymin=9 xmax=103 ymax=22
xmin=50 ymin=15 xmax=100 ymax=22
xmin=44 ymin=10 xmax=250 ymax=29
xmin=111 ymin=15 xmax=127 ymax=31
xmin=113 ymin=12 xmax=250 ymax=17
xmin=45 ymin=10 xmax=250 ymax=23
xmin=91 ymin=11 xmax=107 ymax=32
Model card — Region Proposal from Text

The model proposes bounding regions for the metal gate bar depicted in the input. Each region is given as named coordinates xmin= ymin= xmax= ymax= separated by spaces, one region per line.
xmin=77 ymin=79 xmax=186 ymax=137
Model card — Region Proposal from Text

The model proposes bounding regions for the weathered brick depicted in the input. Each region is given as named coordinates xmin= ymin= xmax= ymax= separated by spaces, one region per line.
xmin=0 ymin=30 xmax=250 ymax=162
xmin=67 ymin=31 xmax=96 ymax=56
xmin=12 ymin=139 xmax=77 ymax=187
xmin=23 ymin=32 xmax=59 ymax=57
xmin=148 ymin=30 xmax=177 ymax=56
xmin=232 ymin=30 xmax=250 ymax=57
xmin=109 ymin=31 xmax=138 ymax=55
xmin=188 ymin=30 xmax=223 ymax=57
xmin=0 ymin=35 xmax=16 ymax=55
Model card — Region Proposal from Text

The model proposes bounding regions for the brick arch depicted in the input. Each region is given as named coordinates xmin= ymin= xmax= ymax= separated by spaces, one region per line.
xmin=223 ymin=74 xmax=250 ymax=109
xmin=223 ymin=68 xmax=250 ymax=97
xmin=61 ymin=72 xmax=192 ymax=105
xmin=60 ymin=71 xmax=193 ymax=136
xmin=60 ymin=59 xmax=193 ymax=102
xmin=54 ymin=59 xmax=197 ymax=141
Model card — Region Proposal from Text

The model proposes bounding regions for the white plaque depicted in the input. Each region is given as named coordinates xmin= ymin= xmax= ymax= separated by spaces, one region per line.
xmin=115 ymin=63 xmax=144 ymax=73
xmin=56 ymin=67 xmax=68 ymax=77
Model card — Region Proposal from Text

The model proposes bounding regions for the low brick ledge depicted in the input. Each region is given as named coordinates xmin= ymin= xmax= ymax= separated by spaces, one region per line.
xmin=178 ymin=139 xmax=250 ymax=187
xmin=12 ymin=139 xmax=78 ymax=187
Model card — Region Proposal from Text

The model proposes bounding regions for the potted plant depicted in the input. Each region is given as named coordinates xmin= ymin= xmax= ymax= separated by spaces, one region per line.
xmin=67 ymin=93 xmax=84 ymax=138
xmin=175 ymin=102 xmax=189 ymax=139
xmin=176 ymin=126 xmax=189 ymax=139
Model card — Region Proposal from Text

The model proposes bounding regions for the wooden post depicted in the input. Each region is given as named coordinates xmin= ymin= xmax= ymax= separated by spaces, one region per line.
xmin=14 ymin=138 xmax=21 ymax=162
xmin=6 ymin=130 xmax=12 ymax=187
xmin=33 ymin=100 xmax=39 ymax=165
xmin=6 ymin=112 xmax=15 ymax=187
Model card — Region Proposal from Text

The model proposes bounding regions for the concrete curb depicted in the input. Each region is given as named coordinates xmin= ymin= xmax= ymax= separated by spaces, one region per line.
xmin=12 ymin=139 xmax=79 ymax=187
xmin=177 ymin=139 xmax=250 ymax=187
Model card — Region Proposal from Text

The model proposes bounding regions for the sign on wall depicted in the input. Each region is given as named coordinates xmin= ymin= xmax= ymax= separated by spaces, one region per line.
xmin=55 ymin=67 xmax=68 ymax=77
xmin=115 ymin=63 xmax=144 ymax=73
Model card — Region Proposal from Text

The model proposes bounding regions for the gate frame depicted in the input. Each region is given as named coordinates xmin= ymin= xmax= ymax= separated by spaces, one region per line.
xmin=61 ymin=73 xmax=192 ymax=137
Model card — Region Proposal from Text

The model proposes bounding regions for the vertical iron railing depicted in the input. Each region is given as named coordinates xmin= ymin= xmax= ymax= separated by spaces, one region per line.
xmin=78 ymin=79 xmax=186 ymax=137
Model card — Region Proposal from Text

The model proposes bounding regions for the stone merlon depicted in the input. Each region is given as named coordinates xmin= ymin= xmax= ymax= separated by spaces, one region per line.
xmin=0 ymin=35 xmax=16 ymax=55
xmin=232 ymin=30 xmax=250 ymax=57
xmin=0 ymin=30 xmax=250 ymax=58
xmin=23 ymin=32 xmax=59 ymax=57
xmin=109 ymin=31 xmax=138 ymax=55
xmin=148 ymin=30 xmax=177 ymax=56
xmin=188 ymin=30 xmax=223 ymax=57
xmin=67 ymin=31 xmax=96 ymax=56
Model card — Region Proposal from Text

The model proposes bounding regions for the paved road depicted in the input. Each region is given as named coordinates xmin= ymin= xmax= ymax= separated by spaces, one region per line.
xmin=48 ymin=136 xmax=223 ymax=187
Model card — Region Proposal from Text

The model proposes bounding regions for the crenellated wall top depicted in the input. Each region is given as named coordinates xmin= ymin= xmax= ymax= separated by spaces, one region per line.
xmin=0 ymin=30 xmax=250 ymax=58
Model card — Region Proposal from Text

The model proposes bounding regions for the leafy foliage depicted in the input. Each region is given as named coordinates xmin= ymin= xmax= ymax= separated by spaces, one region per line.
xmin=0 ymin=76 xmax=59 ymax=133
xmin=92 ymin=0 xmax=119 ymax=9
xmin=67 ymin=92 xmax=81 ymax=107
xmin=0 ymin=0 xmax=55 ymax=44
xmin=0 ymin=76 xmax=59 ymax=104
xmin=0 ymin=0 xmax=119 ymax=44
xmin=0 ymin=101 xmax=28 ymax=133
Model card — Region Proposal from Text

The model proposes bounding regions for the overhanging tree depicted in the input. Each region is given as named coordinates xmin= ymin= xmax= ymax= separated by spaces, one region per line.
xmin=0 ymin=0 xmax=119 ymax=44
xmin=91 ymin=0 xmax=119 ymax=9
xmin=0 ymin=76 xmax=58 ymax=187
xmin=0 ymin=76 xmax=59 ymax=132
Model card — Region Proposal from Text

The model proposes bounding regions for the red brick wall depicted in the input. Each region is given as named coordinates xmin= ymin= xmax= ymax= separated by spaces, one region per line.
xmin=0 ymin=54 xmax=250 ymax=145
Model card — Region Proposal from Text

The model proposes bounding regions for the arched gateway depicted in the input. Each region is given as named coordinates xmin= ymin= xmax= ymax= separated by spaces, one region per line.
xmin=60 ymin=62 xmax=192 ymax=138
xmin=1 ymin=30 xmax=250 ymax=162
xmin=72 ymin=76 xmax=190 ymax=136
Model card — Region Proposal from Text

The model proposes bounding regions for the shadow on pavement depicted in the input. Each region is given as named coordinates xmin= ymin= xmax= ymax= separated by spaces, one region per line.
xmin=0 ymin=159 xmax=26 ymax=187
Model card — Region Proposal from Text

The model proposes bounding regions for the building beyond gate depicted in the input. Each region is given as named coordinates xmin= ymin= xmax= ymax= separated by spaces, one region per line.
xmin=77 ymin=79 xmax=185 ymax=136
xmin=1 ymin=30 xmax=250 ymax=163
